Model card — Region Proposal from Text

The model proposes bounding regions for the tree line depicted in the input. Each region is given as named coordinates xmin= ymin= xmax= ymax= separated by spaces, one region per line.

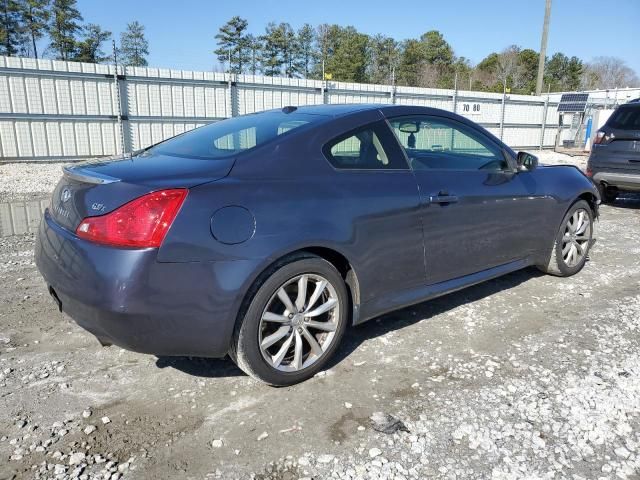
xmin=2 ymin=4 xmax=638 ymax=92
xmin=0 ymin=0 xmax=149 ymax=66
xmin=215 ymin=16 xmax=639 ymax=93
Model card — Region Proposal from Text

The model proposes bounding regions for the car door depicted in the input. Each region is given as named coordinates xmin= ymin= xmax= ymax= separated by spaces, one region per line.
xmin=323 ymin=120 xmax=427 ymax=306
xmin=386 ymin=114 xmax=550 ymax=285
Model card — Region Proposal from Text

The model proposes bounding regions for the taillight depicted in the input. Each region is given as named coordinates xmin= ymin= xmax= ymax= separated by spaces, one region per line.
xmin=593 ymin=130 xmax=615 ymax=145
xmin=593 ymin=131 xmax=605 ymax=145
xmin=76 ymin=189 xmax=188 ymax=248
xmin=586 ymin=167 xmax=593 ymax=177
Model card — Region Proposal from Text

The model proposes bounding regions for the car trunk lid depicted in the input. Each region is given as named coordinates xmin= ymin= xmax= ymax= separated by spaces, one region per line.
xmin=49 ymin=152 xmax=235 ymax=232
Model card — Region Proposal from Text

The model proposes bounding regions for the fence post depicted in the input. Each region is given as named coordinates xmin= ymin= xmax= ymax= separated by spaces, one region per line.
xmin=500 ymin=88 xmax=506 ymax=141
xmin=539 ymin=94 xmax=549 ymax=150
xmin=114 ymin=66 xmax=131 ymax=154
xmin=112 ymin=42 xmax=131 ymax=155
xmin=226 ymin=71 xmax=239 ymax=117
xmin=452 ymin=71 xmax=458 ymax=114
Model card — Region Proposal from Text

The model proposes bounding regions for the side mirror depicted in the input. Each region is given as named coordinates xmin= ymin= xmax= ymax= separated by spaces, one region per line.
xmin=516 ymin=151 xmax=538 ymax=171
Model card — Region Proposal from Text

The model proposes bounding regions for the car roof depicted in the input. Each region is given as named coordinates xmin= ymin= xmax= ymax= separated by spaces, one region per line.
xmin=287 ymin=104 xmax=384 ymax=116
xmin=280 ymin=103 xmax=459 ymax=119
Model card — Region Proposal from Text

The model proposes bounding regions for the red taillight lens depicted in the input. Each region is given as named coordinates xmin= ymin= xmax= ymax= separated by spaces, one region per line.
xmin=593 ymin=131 xmax=605 ymax=145
xmin=586 ymin=167 xmax=593 ymax=177
xmin=76 ymin=189 xmax=188 ymax=248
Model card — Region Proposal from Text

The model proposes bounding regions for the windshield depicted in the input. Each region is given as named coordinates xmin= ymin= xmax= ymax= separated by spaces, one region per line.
xmin=149 ymin=111 xmax=324 ymax=159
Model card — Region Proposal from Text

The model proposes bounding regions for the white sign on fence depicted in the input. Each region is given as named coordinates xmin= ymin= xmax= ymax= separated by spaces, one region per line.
xmin=460 ymin=103 xmax=482 ymax=116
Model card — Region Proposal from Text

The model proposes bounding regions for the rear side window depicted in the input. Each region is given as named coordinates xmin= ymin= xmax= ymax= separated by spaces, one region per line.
xmin=149 ymin=111 xmax=322 ymax=159
xmin=607 ymin=106 xmax=640 ymax=130
xmin=324 ymin=122 xmax=408 ymax=170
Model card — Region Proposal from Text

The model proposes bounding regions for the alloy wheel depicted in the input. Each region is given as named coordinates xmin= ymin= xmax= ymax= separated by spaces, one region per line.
xmin=258 ymin=274 xmax=341 ymax=372
xmin=561 ymin=208 xmax=591 ymax=267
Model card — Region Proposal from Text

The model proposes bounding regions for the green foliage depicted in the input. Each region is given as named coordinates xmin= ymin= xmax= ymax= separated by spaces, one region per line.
xmin=420 ymin=30 xmax=453 ymax=66
xmin=517 ymin=48 xmax=539 ymax=94
xmin=368 ymin=34 xmax=399 ymax=85
xmin=320 ymin=25 xmax=369 ymax=83
xmin=396 ymin=39 xmax=423 ymax=86
xmin=396 ymin=30 xmax=457 ymax=88
xmin=74 ymin=23 xmax=110 ymax=63
xmin=48 ymin=0 xmax=81 ymax=60
xmin=20 ymin=0 xmax=49 ymax=58
xmin=260 ymin=22 xmax=283 ymax=76
xmin=1 ymin=0 xmax=27 ymax=56
xmin=545 ymin=52 xmax=582 ymax=92
xmin=295 ymin=23 xmax=316 ymax=77
xmin=260 ymin=22 xmax=296 ymax=77
xmin=244 ymin=33 xmax=261 ymax=75
xmin=119 ymin=21 xmax=148 ymax=67
xmin=214 ymin=15 xmax=248 ymax=74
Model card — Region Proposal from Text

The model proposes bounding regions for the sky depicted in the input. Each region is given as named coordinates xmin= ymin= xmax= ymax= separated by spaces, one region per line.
xmin=75 ymin=0 xmax=640 ymax=74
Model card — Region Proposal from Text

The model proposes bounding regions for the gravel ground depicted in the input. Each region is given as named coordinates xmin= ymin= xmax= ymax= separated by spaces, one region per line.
xmin=2 ymin=152 xmax=640 ymax=480
xmin=0 ymin=163 xmax=69 ymax=203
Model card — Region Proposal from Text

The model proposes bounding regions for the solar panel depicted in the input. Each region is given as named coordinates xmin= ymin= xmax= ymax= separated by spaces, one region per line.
xmin=558 ymin=93 xmax=589 ymax=112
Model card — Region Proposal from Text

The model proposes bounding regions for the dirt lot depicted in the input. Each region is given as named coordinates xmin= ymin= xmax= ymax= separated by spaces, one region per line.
xmin=1 ymin=153 xmax=640 ymax=480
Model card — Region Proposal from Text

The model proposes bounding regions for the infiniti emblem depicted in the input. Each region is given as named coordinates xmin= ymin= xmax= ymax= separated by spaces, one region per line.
xmin=60 ymin=188 xmax=71 ymax=203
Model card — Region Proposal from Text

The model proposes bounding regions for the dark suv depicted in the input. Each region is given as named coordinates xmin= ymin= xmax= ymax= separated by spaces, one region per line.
xmin=587 ymin=101 xmax=640 ymax=203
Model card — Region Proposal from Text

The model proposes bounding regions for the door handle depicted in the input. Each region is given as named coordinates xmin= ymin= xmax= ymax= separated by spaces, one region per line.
xmin=429 ymin=193 xmax=459 ymax=204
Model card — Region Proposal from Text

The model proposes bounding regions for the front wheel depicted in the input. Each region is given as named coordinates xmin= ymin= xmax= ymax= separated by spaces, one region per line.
xmin=231 ymin=256 xmax=348 ymax=386
xmin=538 ymin=200 xmax=594 ymax=277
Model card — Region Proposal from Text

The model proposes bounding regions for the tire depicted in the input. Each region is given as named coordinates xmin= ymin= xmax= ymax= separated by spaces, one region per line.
xmin=231 ymin=256 xmax=349 ymax=386
xmin=538 ymin=200 xmax=594 ymax=277
xmin=597 ymin=183 xmax=618 ymax=204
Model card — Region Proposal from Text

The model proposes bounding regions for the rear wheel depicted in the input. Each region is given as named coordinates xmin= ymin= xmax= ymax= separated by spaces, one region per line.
xmin=597 ymin=183 xmax=618 ymax=204
xmin=539 ymin=200 xmax=594 ymax=277
xmin=231 ymin=256 xmax=348 ymax=386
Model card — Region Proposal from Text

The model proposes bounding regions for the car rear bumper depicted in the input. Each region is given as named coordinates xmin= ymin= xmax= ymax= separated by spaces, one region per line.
xmin=592 ymin=170 xmax=640 ymax=191
xmin=35 ymin=210 xmax=259 ymax=358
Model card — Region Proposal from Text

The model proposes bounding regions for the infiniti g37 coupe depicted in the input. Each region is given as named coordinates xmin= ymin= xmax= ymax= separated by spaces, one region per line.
xmin=36 ymin=104 xmax=599 ymax=386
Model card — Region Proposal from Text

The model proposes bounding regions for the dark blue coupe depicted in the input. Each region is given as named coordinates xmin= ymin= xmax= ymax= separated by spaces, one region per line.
xmin=36 ymin=104 xmax=599 ymax=385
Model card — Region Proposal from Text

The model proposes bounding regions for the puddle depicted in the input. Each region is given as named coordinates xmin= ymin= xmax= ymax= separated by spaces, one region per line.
xmin=0 ymin=198 xmax=48 ymax=237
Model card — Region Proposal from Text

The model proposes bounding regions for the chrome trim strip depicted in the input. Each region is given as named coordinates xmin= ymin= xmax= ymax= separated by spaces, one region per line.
xmin=62 ymin=166 xmax=121 ymax=185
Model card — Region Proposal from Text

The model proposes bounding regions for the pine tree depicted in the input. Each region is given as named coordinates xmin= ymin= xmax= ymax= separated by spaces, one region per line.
xmin=48 ymin=0 xmax=82 ymax=60
xmin=75 ymin=23 xmax=110 ymax=63
xmin=260 ymin=22 xmax=283 ymax=76
xmin=397 ymin=39 xmax=424 ymax=86
xmin=120 ymin=21 xmax=148 ymax=67
xmin=244 ymin=33 xmax=261 ymax=75
xmin=0 ymin=0 xmax=26 ymax=56
xmin=20 ymin=0 xmax=49 ymax=58
xmin=295 ymin=23 xmax=316 ymax=78
xmin=315 ymin=25 xmax=369 ymax=83
xmin=420 ymin=30 xmax=453 ymax=66
xmin=214 ymin=16 xmax=248 ymax=74
xmin=368 ymin=34 xmax=399 ymax=84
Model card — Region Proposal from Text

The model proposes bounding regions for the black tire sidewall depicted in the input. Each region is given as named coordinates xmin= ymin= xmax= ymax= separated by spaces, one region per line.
xmin=596 ymin=183 xmax=618 ymax=204
xmin=553 ymin=200 xmax=593 ymax=276
xmin=236 ymin=257 xmax=349 ymax=386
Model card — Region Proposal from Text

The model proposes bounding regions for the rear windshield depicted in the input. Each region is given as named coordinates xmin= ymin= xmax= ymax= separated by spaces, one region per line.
xmin=607 ymin=106 xmax=640 ymax=130
xmin=149 ymin=111 xmax=323 ymax=159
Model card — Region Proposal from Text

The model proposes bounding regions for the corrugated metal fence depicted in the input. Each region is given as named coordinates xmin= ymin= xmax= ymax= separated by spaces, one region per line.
xmin=0 ymin=54 xmax=567 ymax=161
xmin=2 ymin=55 xmax=639 ymax=163
xmin=0 ymin=198 xmax=47 ymax=236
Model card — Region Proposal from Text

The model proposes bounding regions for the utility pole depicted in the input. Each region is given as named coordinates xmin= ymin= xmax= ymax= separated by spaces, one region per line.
xmin=535 ymin=0 xmax=552 ymax=95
